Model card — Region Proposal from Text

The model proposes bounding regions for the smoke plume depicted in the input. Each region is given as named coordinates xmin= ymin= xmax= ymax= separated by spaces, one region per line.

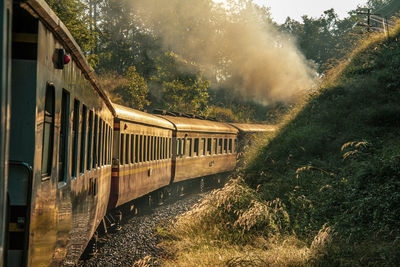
xmin=129 ymin=0 xmax=317 ymax=104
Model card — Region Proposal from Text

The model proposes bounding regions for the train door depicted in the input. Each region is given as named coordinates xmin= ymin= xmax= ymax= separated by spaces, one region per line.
xmin=0 ymin=0 xmax=12 ymax=266
xmin=6 ymin=4 xmax=38 ymax=266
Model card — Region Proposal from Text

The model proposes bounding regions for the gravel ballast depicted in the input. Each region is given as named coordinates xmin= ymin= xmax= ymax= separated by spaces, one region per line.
xmin=78 ymin=192 xmax=207 ymax=266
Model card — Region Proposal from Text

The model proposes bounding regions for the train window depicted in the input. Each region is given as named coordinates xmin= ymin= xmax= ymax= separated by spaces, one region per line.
xmin=120 ymin=134 xmax=125 ymax=165
xmin=169 ymin=138 xmax=172 ymax=158
xmin=105 ymin=124 xmax=108 ymax=165
xmin=125 ymin=134 xmax=130 ymax=164
xmin=101 ymin=121 xmax=107 ymax=166
xmin=194 ymin=138 xmax=199 ymax=156
xmin=219 ymin=138 xmax=223 ymax=154
xmin=71 ymin=99 xmax=80 ymax=178
xmin=87 ymin=111 xmax=93 ymax=170
xmin=142 ymin=135 xmax=147 ymax=162
xmin=214 ymin=138 xmax=218 ymax=155
xmin=42 ymin=84 xmax=55 ymax=178
xmin=188 ymin=138 xmax=192 ymax=157
xmin=98 ymin=119 xmax=103 ymax=167
xmin=139 ymin=135 xmax=143 ymax=162
xmin=229 ymin=139 xmax=232 ymax=153
xmin=79 ymin=105 xmax=87 ymax=173
xmin=224 ymin=138 xmax=228 ymax=154
xmin=158 ymin=137 xmax=161 ymax=160
xmin=58 ymin=90 xmax=70 ymax=182
xmin=93 ymin=115 xmax=98 ymax=168
xmin=162 ymin=137 xmax=165 ymax=159
xmin=109 ymin=126 xmax=112 ymax=164
xmin=135 ymin=135 xmax=139 ymax=163
xmin=149 ymin=136 xmax=153 ymax=161
xmin=148 ymin=136 xmax=151 ymax=161
xmin=202 ymin=138 xmax=206 ymax=156
xmin=207 ymin=138 xmax=212 ymax=155
xmin=177 ymin=138 xmax=181 ymax=157
xmin=131 ymin=134 xmax=134 ymax=164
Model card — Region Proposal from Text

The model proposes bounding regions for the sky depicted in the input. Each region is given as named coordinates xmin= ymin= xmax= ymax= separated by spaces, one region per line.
xmin=217 ymin=0 xmax=370 ymax=24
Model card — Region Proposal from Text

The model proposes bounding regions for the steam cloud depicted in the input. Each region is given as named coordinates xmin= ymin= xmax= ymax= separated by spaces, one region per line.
xmin=129 ymin=0 xmax=317 ymax=104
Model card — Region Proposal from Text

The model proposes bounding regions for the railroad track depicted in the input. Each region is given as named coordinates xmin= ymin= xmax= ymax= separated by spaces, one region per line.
xmin=78 ymin=174 xmax=229 ymax=266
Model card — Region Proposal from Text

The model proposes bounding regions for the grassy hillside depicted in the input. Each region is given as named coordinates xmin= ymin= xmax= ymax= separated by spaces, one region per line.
xmin=158 ymin=24 xmax=400 ymax=266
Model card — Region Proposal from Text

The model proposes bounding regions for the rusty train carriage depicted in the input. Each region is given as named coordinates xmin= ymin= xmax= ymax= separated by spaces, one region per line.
xmin=159 ymin=115 xmax=239 ymax=183
xmin=109 ymin=104 xmax=174 ymax=209
xmin=7 ymin=1 xmax=114 ymax=266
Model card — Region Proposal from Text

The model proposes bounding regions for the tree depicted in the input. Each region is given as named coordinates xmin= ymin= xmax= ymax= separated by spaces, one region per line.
xmin=112 ymin=66 xmax=150 ymax=110
xmin=161 ymin=79 xmax=209 ymax=114
xmin=45 ymin=0 xmax=97 ymax=54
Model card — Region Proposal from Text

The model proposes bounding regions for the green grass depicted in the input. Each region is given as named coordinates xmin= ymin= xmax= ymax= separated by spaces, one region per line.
xmin=158 ymin=24 xmax=400 ymax=266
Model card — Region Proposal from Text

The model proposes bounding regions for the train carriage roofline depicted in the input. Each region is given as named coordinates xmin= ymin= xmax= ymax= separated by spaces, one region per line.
xmin=113 ymin=104 xmax=175 ymax=130
xmin=19 ymin=0 xmax=115 ymax=115
xmin=157 ymin=115 xmax=239 ymax=134
xmin=229 ymin=123 xmax=277 ymax=134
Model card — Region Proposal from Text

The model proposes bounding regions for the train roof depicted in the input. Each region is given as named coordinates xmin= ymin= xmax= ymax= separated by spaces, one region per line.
xmin=21 ymin=0 xmax=115 ymax=116
xmin=229 ymin=123 xmax=276 ymax=133
xmin=113 ymin=104 xmax=175 ymax=130
xmin=159 ymin=115 xmax=238 ymax=134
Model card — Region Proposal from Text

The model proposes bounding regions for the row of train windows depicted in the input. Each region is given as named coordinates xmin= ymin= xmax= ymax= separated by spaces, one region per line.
xmin=176 ymin=137 xmax=238 ymax=158
xmin=120 ymin=134 xmax=172 ymax=165
xmin=41 ymin=84 xmax=112 ymax=182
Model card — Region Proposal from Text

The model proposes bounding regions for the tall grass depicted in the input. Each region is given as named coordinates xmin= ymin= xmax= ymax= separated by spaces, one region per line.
xmin=157 ymin=24 xmax=400 ymax=266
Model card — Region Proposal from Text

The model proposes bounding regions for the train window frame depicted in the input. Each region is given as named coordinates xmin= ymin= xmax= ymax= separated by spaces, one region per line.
xmin=139 ymin=134 xmax=143 ymax=163
xmin=218 ymin=138 xmax=223 ymax=154
xmin=135 ymin=135 xmax=139 ymax=163
xmin=92 ymin=114 xmax=98 ymax=168
xmin=177 ymin=138 xmax=181 ymax=158
xmin=224 ymin=138 xmax=228 ymax=154
xmin=131 ymin=134 xmax=134 ymax=164
xmin=41 ymin=84 xmax=55 ymax=180
xmin=79 ymin=105 xmax=87 ymax=174
xmin=188 ymin=138 xmax=192 ymax=157
xmin=194 ymin=138 xmax=199 ymax=157
xmin=157 ymin=137 xmax=161 ymax=161
xmin=167 ymin=137 xmax=172 ymax=159
xmin=87 ymin=110 xmax=93 ymax=171
xmin=98 ymin=119 xmax=103 ymax=167
xmin=214 ymin=138 xmax=218 ymax=155
xmin=58 ymin=89 xmax=70 ymax=183
xmin=125 ymin=133 xmax=130 ymax=165
xmin=102 ymin=120 xmax=106 ymax=166
xmin=143 ymin=135 xmax=147 ymax=162
xmin=120 ymin=133 xmax=125 ymax=165
xmin=105 ymin=124 xmax=109 ymax=165
xmin=109 ymin=126 xmax=112 ymax=164
xmin=207 ymin=138 xmax=212 ymax=155
xmin=71 ymin=99 xmax=80 ymax=178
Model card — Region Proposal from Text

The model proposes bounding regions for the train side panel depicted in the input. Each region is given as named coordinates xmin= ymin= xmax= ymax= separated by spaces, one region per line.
xmin=7 ymin=3 xmax=114 ymax=266
xmin=173 ymin=132 xmax=237 ymax=182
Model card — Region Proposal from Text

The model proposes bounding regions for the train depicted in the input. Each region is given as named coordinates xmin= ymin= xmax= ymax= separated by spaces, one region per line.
xmin=0 ymin=1 xmax=274 ymax=266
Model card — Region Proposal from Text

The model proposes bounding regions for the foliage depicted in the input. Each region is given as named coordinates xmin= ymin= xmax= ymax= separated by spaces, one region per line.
xmin=100 ymin=67 xmax=150 ymax=110
xmin=161 ymin=78 xmax=209 ymax=114
xmin=46 ymin=0 xmax=97 ymax=54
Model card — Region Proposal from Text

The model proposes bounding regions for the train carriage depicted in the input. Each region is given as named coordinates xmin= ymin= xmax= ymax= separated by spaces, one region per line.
xmin=159 ymin=115 xmax=239 ymax=183
xmin=108 ymin=104 xmax=174 ymax=209
xmin=6 ymin=1 xmax=114 ymax=266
